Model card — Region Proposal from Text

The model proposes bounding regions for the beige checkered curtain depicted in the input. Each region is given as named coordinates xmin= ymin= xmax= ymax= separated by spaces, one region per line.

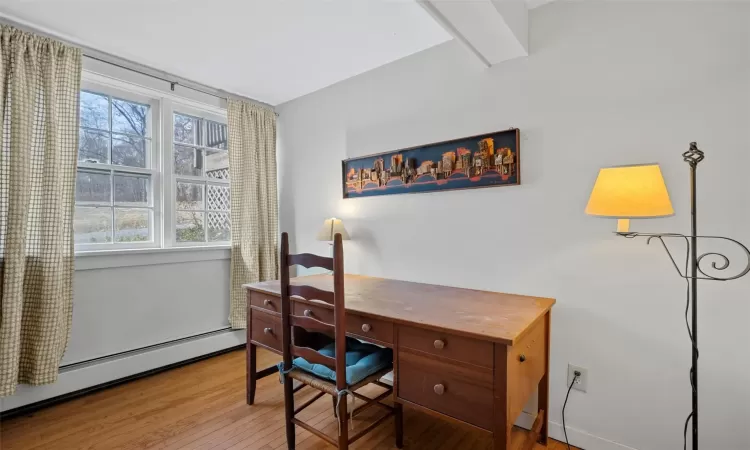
xmin=227 ymin=99 xmax=278 ymax=328
xmin=0 ymin=26 xmax=81 ymax=396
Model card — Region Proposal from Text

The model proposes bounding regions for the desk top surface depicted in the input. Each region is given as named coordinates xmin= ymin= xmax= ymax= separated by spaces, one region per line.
xmin=244 ymin=274 xmax=555 ymax=345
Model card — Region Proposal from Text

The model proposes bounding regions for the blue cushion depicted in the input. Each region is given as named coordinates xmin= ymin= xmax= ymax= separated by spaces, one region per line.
xmin=281 ymin=337 xmax=393 ymax=386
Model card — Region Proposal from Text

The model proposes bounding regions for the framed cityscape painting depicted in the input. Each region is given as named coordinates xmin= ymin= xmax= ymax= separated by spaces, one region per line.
xmin=342 ymin=128 xmax=520 ymax=199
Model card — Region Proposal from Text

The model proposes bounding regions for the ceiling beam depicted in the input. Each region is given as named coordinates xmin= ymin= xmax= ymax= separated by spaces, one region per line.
xmin=418 ymin=0 xmax=528 ymax=68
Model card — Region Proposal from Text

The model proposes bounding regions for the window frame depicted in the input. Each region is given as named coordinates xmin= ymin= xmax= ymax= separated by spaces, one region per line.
xmin=74 ymin=72 xmax=231 ymax=255
xmin=164 ymin=100 xmax=231 ymax=248
xmin=75 ymin=81 xmax=162 ymax=252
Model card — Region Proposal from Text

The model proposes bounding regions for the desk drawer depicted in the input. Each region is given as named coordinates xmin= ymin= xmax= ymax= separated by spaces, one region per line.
xmin=346 ymin=313 xmax=393 ymax=344
xmin=248 ymin=291 xmax=280 ymax=314
xmin=292 ymin=301 xmax=393 ymax=344
xmin=397 ymin=349 xmax=494 ymax=430
xmin=251 ymin=309 xmax=282 ymax=352
xmin=293 ymin=301 xmax=334 ymax=325
xmin=398 ymin=325 xmax=493 ymax=368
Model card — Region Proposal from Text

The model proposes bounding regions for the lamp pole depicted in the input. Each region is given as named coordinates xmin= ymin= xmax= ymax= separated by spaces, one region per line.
xmin=686 ymin=143 xmax=701 ymax=450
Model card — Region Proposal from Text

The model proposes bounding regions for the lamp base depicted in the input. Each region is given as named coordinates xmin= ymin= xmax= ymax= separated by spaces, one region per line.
xmin=617 ymin=218 xmax=631 ymax=234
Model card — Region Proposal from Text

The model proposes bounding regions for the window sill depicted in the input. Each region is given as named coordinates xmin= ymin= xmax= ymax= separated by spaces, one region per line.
xmin=75 ymin=246 xmax=231 ymax=271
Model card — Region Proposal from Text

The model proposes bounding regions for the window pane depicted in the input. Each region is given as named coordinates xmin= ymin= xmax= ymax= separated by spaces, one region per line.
xmin=112 ymin=98 xmax=148 ymax=136
xmin=207 ymin=212 xmax=230 ymax=242
xmin=76 ymin=170 xmax=111 ymax=205
xmin=115 ymin=208 xmax=150 ymax=242
xmin=176 ymin=211 xmax=205 ymax=242
xmin=75 ymin=206 xmax=113 ymax=244
xmin=114 ymin=173 xmax=149 ymax=207
xmin=205 ymin=150 xmax=229 ymax=180
xmin=80 ymin=91 xmax=109 ymax=131
xmin=176 ymin=181 xmax=204 ymax=210
xmin=79 ymin=129 xmax=110 ymax=164
xmin=174 ymin=145 xmax=202 ymax=176
xmin=112 ymin=134 xmax=147 ymax=168
xmin=174 ymin=113 xmax=201 ymax=145
xmin=207 ymin=184 xmax=230 ymax=211
xmin=206 ymin=121 xmax=227 ymax=149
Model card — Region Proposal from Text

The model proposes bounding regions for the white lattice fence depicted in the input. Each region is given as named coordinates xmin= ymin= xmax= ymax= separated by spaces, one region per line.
xmin=207 ymin=184 xmax=230 ymax=232
xmin=207 ymin=211 xmax=230 ymax=232
xmin=206 ymin=168 xmax=229 ymax=180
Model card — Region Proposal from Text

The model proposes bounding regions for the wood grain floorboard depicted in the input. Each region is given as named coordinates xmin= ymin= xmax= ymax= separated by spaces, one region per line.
xmin=0 ymin=349 xmax=577 ymax=450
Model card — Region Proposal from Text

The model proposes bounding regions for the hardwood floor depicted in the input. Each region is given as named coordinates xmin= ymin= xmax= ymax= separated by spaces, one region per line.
xmin=0 ymin=349 xmax=576 ymax=450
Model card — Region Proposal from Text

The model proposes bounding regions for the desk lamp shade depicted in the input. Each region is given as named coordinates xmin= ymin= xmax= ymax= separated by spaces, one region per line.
xmin=316 ymin=218 xmax=350 ymax=241
xmin=586 ymin=164 xmax=674 ymax=233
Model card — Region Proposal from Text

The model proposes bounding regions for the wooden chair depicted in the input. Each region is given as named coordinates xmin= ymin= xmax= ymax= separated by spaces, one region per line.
xmin=279 ymin=232 xmax=403 ymax=449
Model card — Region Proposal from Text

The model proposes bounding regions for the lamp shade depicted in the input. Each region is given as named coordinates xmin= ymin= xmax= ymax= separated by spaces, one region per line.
xmin=315 ymin=218 xmax=350 ymax=241
xmin=586 ymin=164 xmax=674 ymax=219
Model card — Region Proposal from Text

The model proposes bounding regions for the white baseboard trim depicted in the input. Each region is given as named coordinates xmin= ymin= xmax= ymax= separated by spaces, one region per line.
xmin=0 ymin=329 xmax=246 ymax=412
xmin=515 ymin=412 xmax=638 ymax=450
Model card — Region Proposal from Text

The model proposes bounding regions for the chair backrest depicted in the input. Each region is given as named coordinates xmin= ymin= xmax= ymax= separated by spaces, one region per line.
xmin=280 ymin=232 xmax=346 ymax=390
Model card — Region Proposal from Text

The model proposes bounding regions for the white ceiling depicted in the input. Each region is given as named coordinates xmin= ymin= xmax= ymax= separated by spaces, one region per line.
xmin=0 ymin=0 xmax=453 ymax=105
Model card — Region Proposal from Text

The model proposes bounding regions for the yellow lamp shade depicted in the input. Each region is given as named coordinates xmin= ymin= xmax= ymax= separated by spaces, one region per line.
xmin=586 ymin=164 xmax=674 ymax=231
xmin=315 ymin=218 xmax=350 ymax=241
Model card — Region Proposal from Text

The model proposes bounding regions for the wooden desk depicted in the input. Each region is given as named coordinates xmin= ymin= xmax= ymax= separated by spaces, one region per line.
xmin=244 ymin=274 xmax=555 ymax=450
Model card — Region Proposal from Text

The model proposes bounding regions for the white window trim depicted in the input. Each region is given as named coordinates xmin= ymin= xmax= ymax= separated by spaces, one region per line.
xmin=75 ymin=71 xmax=231 ymax=257
xmin=75 ymin=246 xmax=230 ymax=271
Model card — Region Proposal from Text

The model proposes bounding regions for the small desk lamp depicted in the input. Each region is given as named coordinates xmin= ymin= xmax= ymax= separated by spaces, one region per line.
xmin=316 ymin=218 xmax=350 ymax=258
xmin=585 ymin=144 xmax=750 ymax=450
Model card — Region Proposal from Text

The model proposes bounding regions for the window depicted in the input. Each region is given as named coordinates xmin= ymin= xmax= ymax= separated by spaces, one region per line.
xmin=73 ymin=77 xmax=230 ymax=252
xmin=75 ymin=88 xmax=159 ymax=249
xmin=172 ymin=111 xmax=230 ymax=244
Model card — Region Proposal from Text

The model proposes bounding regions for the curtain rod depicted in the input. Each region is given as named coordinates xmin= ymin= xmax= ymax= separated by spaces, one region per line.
xmin=85 ymin=53 xmax=278 ymax=116
xmin=85 ymin=54 xmax=224 ymax=101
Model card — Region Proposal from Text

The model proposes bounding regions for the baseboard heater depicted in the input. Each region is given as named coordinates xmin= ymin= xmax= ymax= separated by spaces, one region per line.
xmin=1 ymin=328 xmax=244 ymax=420
xmin=60 ymin=327 xmax=233 ymax=371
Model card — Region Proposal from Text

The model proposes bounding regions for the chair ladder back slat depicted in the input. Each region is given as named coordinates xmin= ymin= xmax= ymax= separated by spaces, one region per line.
xmin=291 ymin=345 xmax=337 ymax=369
xmin=290 ymin=314 xmax=335 ymax=334
xmin=289 ymin=285 xmax=334 ymax=305
xmin=288 ymin=253 xmax=334 ymax=271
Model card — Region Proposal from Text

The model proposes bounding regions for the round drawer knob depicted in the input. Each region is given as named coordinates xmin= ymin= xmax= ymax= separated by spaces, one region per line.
xmin=263 ymin=299 xmax=272 ymax=306
xmin=303 ymin=309 xmax=313 ymax=317
xmin=434 ymin=384 xmax=445 ymax=395
xmin=433 ymin=339 xmax=445 ymax=350
xmin=263 ymin=327 xmax=273 ymax=335
xmin=519 ymin=354 xmax=526 ymax=363
xmin=361 ymin=324 xmax=372 ymax=333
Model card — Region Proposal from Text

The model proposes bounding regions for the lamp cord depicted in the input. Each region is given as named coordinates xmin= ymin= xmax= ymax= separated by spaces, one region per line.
xmin=563 ymin=373 xmax=579 ymax=450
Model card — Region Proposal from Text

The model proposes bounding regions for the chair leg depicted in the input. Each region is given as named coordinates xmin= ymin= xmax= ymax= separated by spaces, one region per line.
xmin=337 ymin=393 xmax=349 ymax=449
xmin=395 ymin=402 xmax=404 ymax=449
xmin=284 ymin=376 xmax=295 ymax=449
xmin=332 ymin=395 xmax=338 ymax=418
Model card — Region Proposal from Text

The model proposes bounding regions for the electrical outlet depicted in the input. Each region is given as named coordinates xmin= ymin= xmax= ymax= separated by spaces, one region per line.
xmin=567 ymin=364 xmax=588 ymax=392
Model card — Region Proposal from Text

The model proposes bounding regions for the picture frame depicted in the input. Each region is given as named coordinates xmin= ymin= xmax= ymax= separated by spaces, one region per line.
xmin=342 ymin=128 xmax=520 ymax=199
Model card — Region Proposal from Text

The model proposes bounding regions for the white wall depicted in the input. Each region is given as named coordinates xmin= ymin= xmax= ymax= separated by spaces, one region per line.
xmin=63 ymin=256 xmax=232 ymax=366
xmin=277 ymin=2 xmax=750 ymax=449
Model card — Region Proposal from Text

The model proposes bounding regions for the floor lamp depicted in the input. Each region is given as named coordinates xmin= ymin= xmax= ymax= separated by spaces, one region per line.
xmin=585 ymin=143 xmax=750 ymax=450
